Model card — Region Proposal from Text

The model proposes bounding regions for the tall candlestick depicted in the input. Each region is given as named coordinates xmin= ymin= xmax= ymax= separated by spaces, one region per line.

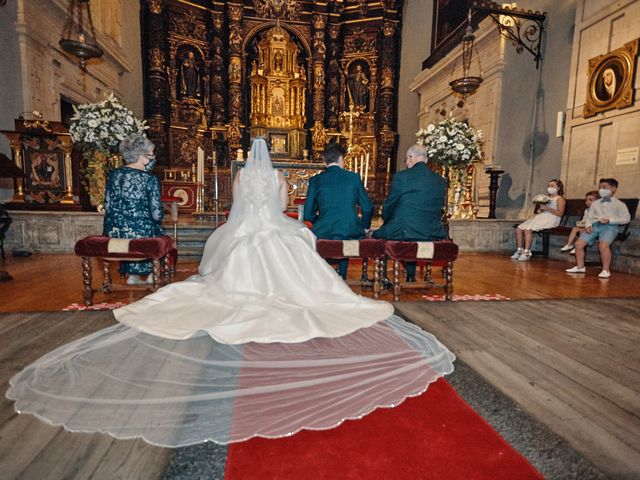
xmin=364 ymin=153 xmax=369 ymax=188
xmin=197 ymin=146 xmax=205 ymax=184
xmin=386 ymin=157 xmax=391 ymax=173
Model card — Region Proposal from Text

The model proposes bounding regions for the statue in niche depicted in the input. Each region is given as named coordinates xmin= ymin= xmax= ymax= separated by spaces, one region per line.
xmin=180 ymin=51 xmax=201 ymax=98
xmin=274 ymin=52 xmax=284 ymax=72
xmin=349 ymin=63 xmax=369 ymax=110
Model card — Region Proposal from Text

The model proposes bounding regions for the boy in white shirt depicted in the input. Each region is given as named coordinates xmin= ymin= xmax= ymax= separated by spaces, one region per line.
xmin=566 ymin=178 xmax=630 ymax=278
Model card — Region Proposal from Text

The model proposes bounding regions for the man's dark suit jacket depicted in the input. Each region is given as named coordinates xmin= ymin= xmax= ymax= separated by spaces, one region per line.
xmin=304 ymin=165 xmax=373 ymax=240
xmin=373 ymin=162 xmax=446 ymax=241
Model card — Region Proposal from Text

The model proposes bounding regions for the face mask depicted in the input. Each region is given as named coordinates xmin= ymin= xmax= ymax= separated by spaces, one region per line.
xmin=144 ymin=157 xmax=156 ymax=172
xmin=599 ymin=188 xmax=611 ymax=198
xmin=547 ymin=187 xmax=558 ymax=195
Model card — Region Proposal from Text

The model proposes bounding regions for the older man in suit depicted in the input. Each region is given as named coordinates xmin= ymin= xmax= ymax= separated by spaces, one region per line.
xmin=373 ymin=143 xmax=446 ymax=282
xmin=304 ymin=143 xmax=373 ymax=278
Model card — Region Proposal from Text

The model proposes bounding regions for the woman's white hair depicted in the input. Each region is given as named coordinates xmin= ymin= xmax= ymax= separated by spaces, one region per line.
xmin=406 ymin=143 xmax=428 ymax=162
xmin=119 ymin=134 xmax=154 ymax=164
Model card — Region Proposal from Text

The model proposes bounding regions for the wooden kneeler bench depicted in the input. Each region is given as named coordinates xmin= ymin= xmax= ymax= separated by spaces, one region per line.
xmin=384 ymin=240 xmax=459 ymax=301
xmin=316 ymin=239 xmax=387 ymax=298
xmin=74 ymin=235 xmax=176 ymax=306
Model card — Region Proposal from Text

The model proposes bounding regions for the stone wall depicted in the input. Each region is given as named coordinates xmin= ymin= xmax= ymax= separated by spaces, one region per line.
xmin=410 ymin=0 xmax=577 ymax=219
xmin=561 ymin=0 xmax=640 ymax=199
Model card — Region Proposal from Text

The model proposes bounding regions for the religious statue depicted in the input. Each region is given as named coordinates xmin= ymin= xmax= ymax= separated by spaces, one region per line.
xmin=349 ymin=64 xmax=370 ymax=110
xmin=274 ymin=51 xmax=284 ymax=72
xmin=180 ymin=51 xmax=201 ymax=98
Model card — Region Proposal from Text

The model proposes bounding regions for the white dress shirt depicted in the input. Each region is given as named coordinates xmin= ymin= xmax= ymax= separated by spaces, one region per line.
xmin=585 ymin=197 xmax=631 ymax=226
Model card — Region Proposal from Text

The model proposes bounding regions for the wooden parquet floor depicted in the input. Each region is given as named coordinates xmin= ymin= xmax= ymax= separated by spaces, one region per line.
xmin=2 ymin=252 xmax=640 ymax=311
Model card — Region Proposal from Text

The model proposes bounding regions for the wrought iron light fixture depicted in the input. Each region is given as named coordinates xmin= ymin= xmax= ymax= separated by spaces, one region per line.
xmin=59 ymin=0 xmax=103 ymax=70
xmin=450 ymin=1 xmax=546 ymax=98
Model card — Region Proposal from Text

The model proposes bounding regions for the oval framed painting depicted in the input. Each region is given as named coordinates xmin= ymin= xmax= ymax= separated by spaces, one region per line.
xmin=584 ymin=39 xmax=638 ymax=118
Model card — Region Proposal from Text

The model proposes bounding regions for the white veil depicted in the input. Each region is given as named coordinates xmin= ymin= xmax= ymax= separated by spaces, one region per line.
xmin=226 ymin=137 xmax=282 ymax=223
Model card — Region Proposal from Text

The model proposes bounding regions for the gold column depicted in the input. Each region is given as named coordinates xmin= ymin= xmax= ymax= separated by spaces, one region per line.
xmin=59 ymin=136 xmax=75 ymax=204
xmin=7 ymin=133 xmax=25 ymax=203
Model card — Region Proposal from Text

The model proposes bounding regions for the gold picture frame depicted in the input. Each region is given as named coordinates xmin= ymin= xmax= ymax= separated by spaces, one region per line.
xmin=584 ymin=39 xmax=638 ymax=118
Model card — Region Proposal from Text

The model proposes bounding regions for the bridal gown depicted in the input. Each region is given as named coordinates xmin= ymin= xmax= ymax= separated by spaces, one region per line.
xmin=7 ymin=139 xmax=455 ymax=447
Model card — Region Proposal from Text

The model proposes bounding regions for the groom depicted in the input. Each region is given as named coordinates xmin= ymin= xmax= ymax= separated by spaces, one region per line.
xmin=304 ymin=143 xmax=373 ymax=278
xmin=373 ymin=143 xmax=446 ymax=281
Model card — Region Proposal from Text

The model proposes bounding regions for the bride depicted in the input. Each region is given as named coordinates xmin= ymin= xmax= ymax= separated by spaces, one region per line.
xmin=7 ymin=137 xmax=455 ymax=447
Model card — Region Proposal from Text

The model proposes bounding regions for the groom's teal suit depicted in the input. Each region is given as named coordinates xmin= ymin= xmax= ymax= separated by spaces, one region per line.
xmin=304 ymin=165 xmax=373 ymax=277
xmin=373 ymin=162 xmax=446 ymax=279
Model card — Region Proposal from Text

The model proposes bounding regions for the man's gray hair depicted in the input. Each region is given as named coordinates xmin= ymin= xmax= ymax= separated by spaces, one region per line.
xmin=406 ymin=143 xmax=428 ymax=162
xmin=119 ymin=134 xmax=154 ymax=164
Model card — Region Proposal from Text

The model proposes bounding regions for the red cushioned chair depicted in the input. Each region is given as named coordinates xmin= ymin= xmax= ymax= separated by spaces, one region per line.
xmin=74 ymin=235 xmax=176 ymax=306
xmin=316 ymin=238 xmax=387 ymax=298
xmin=384 ymin=240 xmax=459 ymax=301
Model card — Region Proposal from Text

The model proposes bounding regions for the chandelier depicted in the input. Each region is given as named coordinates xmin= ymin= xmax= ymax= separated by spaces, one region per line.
xmin=59 ymin=0 xmax=103 ymax=70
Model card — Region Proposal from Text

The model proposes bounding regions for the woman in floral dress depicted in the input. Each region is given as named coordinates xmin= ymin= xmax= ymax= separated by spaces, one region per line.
xmin=103 ymin=134 xmax=163 ymax=284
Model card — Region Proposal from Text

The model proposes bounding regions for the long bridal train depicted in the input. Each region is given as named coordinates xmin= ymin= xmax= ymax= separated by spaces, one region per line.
xmin=6 ymin=138 xmax=455 ymax=447
xmin=7 ymin=316 xmax=454 ymax=447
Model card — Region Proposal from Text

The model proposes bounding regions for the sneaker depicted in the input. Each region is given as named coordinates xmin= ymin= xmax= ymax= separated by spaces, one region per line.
xmin=126 ymin=275 xmax=145 ymax=285
xmin=517 ymin=253 xmax=531 ymax=261
xmin=511 ymin=250 xmax=523 ymax=259
xmin=598 ymin=270 xmax=611 ymax=278
xmin=570 ymin=247 xmax=576 ymax=255
xmin=565 ymin=266 xmax=586 ymax=273
xmin=560 ymin=244 xmax=573 ymax=252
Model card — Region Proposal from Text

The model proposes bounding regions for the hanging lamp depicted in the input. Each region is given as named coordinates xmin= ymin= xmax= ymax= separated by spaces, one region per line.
xmin=59 ymin=0 xmax=103 ymax=70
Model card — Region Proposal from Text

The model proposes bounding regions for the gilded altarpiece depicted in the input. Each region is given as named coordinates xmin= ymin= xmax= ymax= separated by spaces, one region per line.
xmin=141 ymin=0 xmax=404 ymax=208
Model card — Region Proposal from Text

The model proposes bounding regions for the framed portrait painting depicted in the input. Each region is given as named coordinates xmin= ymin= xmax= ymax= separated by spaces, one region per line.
xmin=584 ymin=39 xmax=638 ymax=118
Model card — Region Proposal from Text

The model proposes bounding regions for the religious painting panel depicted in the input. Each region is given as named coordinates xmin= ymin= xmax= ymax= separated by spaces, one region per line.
xmin=584 ymin=39 xmax=638 ymax=118
xmin=431 ymin=0 xmax=471 ymax=54
xmin=22 ymin=137 xmax=67 ymax=203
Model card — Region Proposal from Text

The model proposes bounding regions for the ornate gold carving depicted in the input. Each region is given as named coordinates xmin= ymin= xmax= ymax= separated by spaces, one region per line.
xmin=252 ymin=0 xmax=300 ymax=20
xmin=170 ymin=11 xmax=207 ymax=42
xmin=148 ymin=48 xmax=165 ymax=73
xmin=22 ymin=120 xmax=52 ymax=132
xmin=227 ymin=122 xmax=242 ymax=150
xmin=311 ymin=121 xmax=326 ymax=153
xmin=228 ymin=4 xmax=244 ymax=22
xmin=381 ymin=66 xmax=394 ymax=88
xmin=228 ymin=57 xmax=242 ymax=83
xmin=146 ymin=0 xmax=162 ymax=14
xmin=383 ymin=21 xmax=397 ymax=37
xmin=211 ymin=12 xmax=223 ymax=31
xmin=343 ymin=27 xmax=376 ymax=55
xmin=328 ymin=24 xmax=340 ymax=41
xmin=312 ymin=14 xmax=326 ymax=30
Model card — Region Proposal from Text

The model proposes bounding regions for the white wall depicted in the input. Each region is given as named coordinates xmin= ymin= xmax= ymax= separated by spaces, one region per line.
xmin=562 ymin=0 xmax=640 ymax=199
xmin=397 ymin=0 xmax=432 ymax=171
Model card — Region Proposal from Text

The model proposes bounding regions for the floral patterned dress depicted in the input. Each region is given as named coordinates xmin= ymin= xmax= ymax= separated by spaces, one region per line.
xmin=103 ymin=167 xmax=164 ymax=275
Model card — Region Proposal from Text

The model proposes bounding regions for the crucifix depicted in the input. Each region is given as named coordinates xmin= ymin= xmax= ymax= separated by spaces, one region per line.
xmin=340 ymin=103 xmax=360 ymax=171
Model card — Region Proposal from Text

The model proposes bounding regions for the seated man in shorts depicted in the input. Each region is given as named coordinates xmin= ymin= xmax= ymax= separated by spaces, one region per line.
xmin=566 ymin=178 xmax=630 ymax=278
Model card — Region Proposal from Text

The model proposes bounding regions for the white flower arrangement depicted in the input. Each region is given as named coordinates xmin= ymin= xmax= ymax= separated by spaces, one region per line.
xmin=416 ymin=117 xmax=483 ymax=168
xmin=70 ymin=93 xmax=147 ymax=154
xmin=69 ymin=94 xmax=147 ymax=208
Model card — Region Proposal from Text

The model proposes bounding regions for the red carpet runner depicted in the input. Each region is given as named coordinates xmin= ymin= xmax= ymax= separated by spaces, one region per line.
xmin=225 ymin=379 xmax=543 ymax=480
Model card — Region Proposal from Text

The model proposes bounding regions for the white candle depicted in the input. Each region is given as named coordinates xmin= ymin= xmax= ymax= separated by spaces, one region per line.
xmin=360 ymin=154 xmax=365 ymax=178
xmin=364 ymin=153 xmax=369 ymax=187
xmin=197 ymin=146 xmax=204 ymax=184
xmin=386 ymin=157 xmax=391 ymax=173
xmin=237 ymin=148 xmax=244 ymax=161
xmin=354 ymin=156 xmax=359 ymax=175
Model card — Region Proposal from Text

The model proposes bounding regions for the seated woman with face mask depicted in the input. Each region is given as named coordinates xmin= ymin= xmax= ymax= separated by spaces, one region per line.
xmin=103 ymin=134 xmax=164 ymax=284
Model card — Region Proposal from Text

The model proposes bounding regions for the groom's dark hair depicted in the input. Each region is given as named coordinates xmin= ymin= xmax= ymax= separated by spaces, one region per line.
xmin=323 ymin=143 xmax=344 ymax=165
